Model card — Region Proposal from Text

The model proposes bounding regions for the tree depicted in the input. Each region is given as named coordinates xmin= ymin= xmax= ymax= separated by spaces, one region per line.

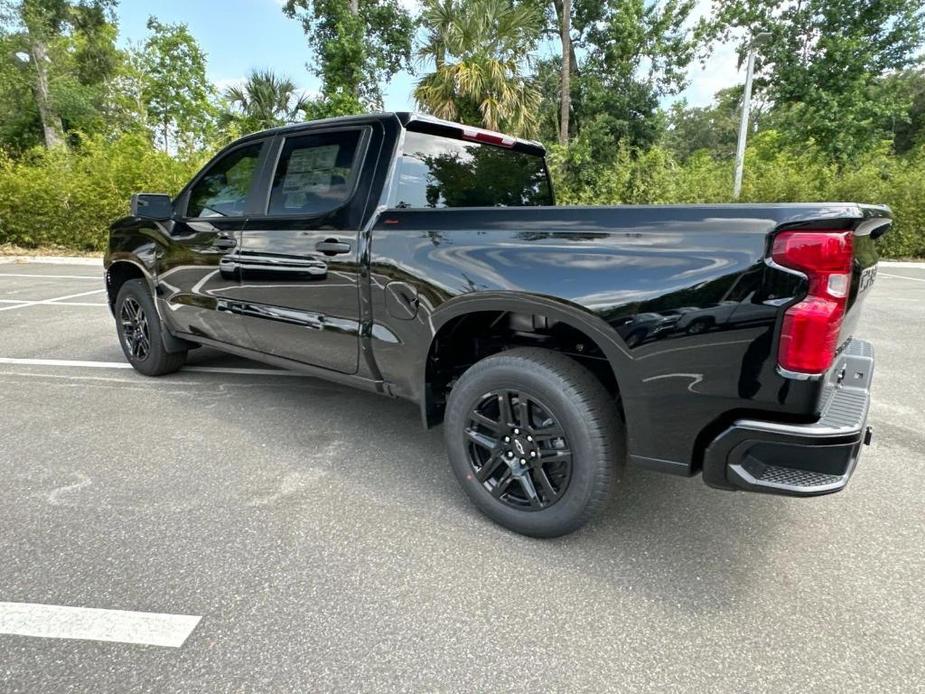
xmin=0 ymin=32 xmax=43 ymax=150
xmin=540 ymin=0 xmax=696 ymax=150
xmin=704 ymin=0 xmax=925 ymax=162
xmin=877 ymin=68 xmax=925 ymax=155
xmin=1 ymin=0 xmax=118 ymax=148
xmin=138 ymin=17 xmax=214 ymax=153
xmin=283 ymin=0 xmax=413 ymax=115
xmin=415 ymin=0 xmax=543 ymax=135
xmin=219 ymin=69 xmax=307 ymax=134
xmin=664 ymin=87 xmax=748 ymax=161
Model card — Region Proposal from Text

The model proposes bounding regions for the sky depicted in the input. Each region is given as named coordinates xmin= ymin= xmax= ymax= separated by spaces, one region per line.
xmin=116 ymin=0 xmax=742 ymax=113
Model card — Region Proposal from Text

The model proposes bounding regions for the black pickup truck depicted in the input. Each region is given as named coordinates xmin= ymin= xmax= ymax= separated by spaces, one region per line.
xmin=106 ymin=112 xmax=889 ymax=537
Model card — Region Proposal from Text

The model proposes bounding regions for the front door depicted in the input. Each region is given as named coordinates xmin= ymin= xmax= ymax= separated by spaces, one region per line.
xmin=157 ymin=139 xmax=267 ymax=347
xmin=236 ymin=128 xmax=370 ymax=374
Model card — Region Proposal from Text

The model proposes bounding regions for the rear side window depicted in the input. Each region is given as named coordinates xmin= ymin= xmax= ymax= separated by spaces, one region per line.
xmin=393 ymin=130 xmax=552 ymax=208
xmin=267 ymin=130 xmax=362 ymax=215
xmin=187 ymin=143 xmax=263 ymax=218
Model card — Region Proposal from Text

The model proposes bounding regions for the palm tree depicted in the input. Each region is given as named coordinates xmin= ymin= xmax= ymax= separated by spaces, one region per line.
xmin=414 ymin=0 xmax=542 ymax=137
xmin=220 ymin=69 xmax=308 ymax=134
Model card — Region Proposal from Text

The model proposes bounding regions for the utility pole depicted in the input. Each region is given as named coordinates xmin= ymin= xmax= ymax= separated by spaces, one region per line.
xmin=733 ymin=32 xmax=770 ymax=200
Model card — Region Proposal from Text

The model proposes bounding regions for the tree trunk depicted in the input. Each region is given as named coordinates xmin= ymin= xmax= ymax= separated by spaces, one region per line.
xmin=29 ymin=38 xmax=65 ymax=149
xmin=558 ymin=0 xmax=572 ymax=146
xmin=551 ymin=0 xmax=578 ymax=79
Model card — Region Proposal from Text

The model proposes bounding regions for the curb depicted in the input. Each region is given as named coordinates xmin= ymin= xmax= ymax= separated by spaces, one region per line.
xmin=0 ymin=256 xmax=103 ymax=267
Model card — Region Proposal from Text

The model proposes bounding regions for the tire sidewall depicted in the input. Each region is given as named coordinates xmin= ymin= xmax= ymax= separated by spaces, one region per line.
xmin=445 ymin=357 xmax=614 ymax=537
xmin=115 ymin=279 xmax=165 ymax=375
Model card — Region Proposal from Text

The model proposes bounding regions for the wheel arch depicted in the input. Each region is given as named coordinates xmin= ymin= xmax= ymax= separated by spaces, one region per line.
xmin=419 ymin=292 xmax=634 ymax=428
xmin=105 ymin=258 xmax=151 ymax=312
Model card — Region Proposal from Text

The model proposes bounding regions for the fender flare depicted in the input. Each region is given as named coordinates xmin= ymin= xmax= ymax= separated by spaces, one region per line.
xmin=105 ymin=256 xmax=155 ymax=305
xmin=418 ymin=292 xmax=638 ymax=423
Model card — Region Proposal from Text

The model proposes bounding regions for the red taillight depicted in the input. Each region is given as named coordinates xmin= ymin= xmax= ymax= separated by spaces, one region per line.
xmin=772 ymin=231 xmax=853 ymax=375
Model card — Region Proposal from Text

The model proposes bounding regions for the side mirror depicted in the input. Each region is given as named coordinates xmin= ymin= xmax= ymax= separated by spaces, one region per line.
xmin=131 ymin=193 xmax=173 ymax=220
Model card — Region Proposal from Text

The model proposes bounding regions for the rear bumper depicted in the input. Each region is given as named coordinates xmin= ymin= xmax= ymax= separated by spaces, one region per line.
xmin=703 ymin=340 xmax=874 ymax=496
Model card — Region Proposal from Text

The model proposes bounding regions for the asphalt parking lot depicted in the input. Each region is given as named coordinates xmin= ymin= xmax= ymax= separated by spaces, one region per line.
xmin=0 ymin=259 xmax=923 ymax=693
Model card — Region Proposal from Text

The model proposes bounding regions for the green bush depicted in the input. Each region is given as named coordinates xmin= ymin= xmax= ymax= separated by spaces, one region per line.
xmin=1 ymin=130 xmax=923 ymax=258
xmin=550 ymin=131 xmax=925 ymax=258
xmin=0 ymin=134 xmax=204 ymax=251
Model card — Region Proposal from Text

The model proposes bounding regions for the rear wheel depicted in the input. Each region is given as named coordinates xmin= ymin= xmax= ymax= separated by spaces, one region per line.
xmin=444 ymin=347 xmax=623 ymax=538
xmin=115 ymin=279 xmax=186 ymax=376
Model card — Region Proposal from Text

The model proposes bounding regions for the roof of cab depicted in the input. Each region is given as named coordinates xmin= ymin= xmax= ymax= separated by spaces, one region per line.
xmin=235 ymin=112 xmax=546 ymax=156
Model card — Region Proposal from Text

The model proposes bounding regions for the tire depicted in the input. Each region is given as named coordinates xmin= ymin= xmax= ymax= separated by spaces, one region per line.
xmin=444 ymin=347 xmax=624 ymax=538
xmin=115 ymin=278 xmax=187 ymax=376
xmin=686 ymin=318 xmax=711 ymax=335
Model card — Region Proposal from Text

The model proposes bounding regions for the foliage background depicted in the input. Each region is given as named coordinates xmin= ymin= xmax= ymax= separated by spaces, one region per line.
xmin=0 ymin=0 xmax=923 ymax=258
xmin=2 ymin=131 xmax=921 ymax=257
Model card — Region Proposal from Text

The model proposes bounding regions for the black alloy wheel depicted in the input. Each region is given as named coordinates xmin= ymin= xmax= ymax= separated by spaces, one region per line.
xmin=119 ymin=296 xmax=150 ymax=361
xmin=445 ymin=347 xmax=624 ymax=538
xmin=465 ymin=389 xmax=572 ymax=511
xmin=115 ymin=278 xmax=187 ymax=376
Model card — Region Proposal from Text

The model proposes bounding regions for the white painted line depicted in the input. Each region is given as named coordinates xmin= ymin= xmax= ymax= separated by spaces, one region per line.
xmin=0 ymin=273 xmax=101 ymax=280
xmin=47 ymin=302 xmax=109 ymax=307
xmin=0 ymin=256 xmax=101 ymax=266
xmin=0 ymin=299 xmax=106 ymax=307
xmin=0 ymin=356 xmax=303 ymax=377
xmin=0 ymin=602 xmax=201 ymax=648
xmin=0 ymin=289 xmax=106 ymax=312
xmin=879 ymin=272 xmax=925 ymax=284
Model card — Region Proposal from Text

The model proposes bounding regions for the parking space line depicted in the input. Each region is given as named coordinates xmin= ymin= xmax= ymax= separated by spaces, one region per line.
xmin=879 ymin=272 xmax=925 ymax=284
xmin=0 ymin=289 xmax=106 ymax=312
xmin=0 ymin=602 xmax=201 ymax=648
xmin=0 ymin=356 xmax=305 ymax=377
xmin=46 ymin=302 xmax=109 ymax=307
xmin=0 ymin=299 xmax=107 ymax=307
xmin=0 ymin=273 xmax=101 ymax=280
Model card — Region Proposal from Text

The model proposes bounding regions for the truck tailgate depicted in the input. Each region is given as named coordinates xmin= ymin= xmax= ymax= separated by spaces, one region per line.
xmin=840 ymin=206 xmax=892 ymax=349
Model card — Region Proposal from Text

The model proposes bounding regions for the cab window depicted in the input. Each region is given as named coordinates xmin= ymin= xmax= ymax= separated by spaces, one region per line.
xmin=267 ymin=130 xmax=362 ymax=215
xmin=186 ymin=143 xmax=263 ymax=218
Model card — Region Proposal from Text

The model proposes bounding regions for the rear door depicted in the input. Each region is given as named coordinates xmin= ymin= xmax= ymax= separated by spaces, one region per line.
xmin=158 ymin=139 xmax=269 ymax=346
xmin=236 ymin=125 xmax=376 ymax=373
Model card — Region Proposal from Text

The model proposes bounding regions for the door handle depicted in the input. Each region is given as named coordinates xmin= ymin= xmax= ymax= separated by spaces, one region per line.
xmin=214 ymin=235 xmax=237 ymax=249
xmin=316 ymin=239 xmax=351 ymax=256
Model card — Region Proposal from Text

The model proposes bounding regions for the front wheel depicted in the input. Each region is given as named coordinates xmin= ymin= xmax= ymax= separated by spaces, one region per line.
xmin=444 ymin=347 xmax=624 ymax=538
xmin=115 ymin=279 xmax=186 ymax=376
